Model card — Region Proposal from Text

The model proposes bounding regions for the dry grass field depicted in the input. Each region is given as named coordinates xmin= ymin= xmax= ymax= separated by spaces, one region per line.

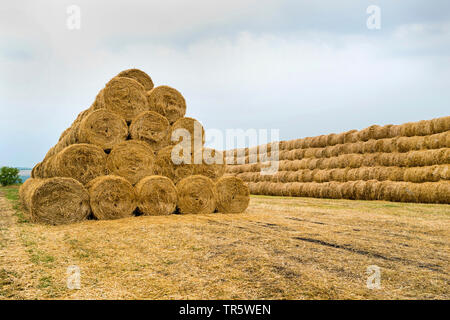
xmin=1 ymin=185 xmax=449 ymax=300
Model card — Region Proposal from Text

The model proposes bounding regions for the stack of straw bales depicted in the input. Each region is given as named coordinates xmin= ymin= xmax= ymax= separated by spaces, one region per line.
xmin=225 ymin=116 xmax=449 ymax=204
xmin=21 ymin=69 xmax=249 ymax=225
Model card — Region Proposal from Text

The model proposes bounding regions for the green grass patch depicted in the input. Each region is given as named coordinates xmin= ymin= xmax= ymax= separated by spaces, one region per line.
xmin=0 ymin=185 xmax=29 ymax=223
xmin=38 ymin=276 xmax=53 ymax=289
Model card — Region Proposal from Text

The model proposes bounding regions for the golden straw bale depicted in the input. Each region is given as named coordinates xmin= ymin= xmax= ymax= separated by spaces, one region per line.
xmin=373 ymin=125 xmax=392 ymax=140
xmin=310 ymin=136 xmax=321 ymax=148
xmin=177 ymin=175 xmax=217 ymax=214
xmin=403 ymin=166 xmax=440 ymax=183
xmin=303 ymin=148 xmax=316 ymax=159
xmin=358 ymin=125 xmax=380 ymax=141
xmin=413 ymin=120 xmax=434 ymax=136
xmin=117 ymin=68 xmax=154 ymax=91
xmin=362 ymin=139 xmax=377 ymax=153
xmin=400 ymin=122 xmax=416 ymax=137
xmin=22 ymin=177 xmax=90 ymax=225
xmin=388 ymin=125 xmax=401 ymax=138
xmin=19 ymin=178 xmax=36 ymax=213
xmin=170 ymin=117 xmax=205 ymax=152
xmin=107 ymin=140 xmax=156 ymax=185
xmin=303 ymin=137 xmax=313 ymax=148
xmin=327 ymin=133 xmax=338 ymax=146
xmin=58 ymin=127 xmax=71 ymax=142
xmin=435 ymin=182 xmax=450 ymax=203
xmin=346 ymin=168 xmax=358 ymax=181
xmin=396 ymin=136 xmax=422 ymax=153
xmin=31 ymin=162 xmax=43 ymax=179
xmin=129 ymin=111 xmax=171 ymax=152
xmin=388 ymin=167 xmax=405 ymax=181
xmin=322 ymin=146 xmax=333 ymax=158
xmin=343 ymin=130 xmax=358 ymax=143
xmin=435 ymin=165 xmax=449 ymax=180
xmin=91 ymin=89 xmax=105 ymax=110
xmin=431 ymin=116 xmax=450 ymax=134
xmin=373 ymin=139 xmax=386 ymax=153
xmin=215 ymin=176 xmax=250 ymax=213
xmin=357 ymin=167 xmax=371 ymax=181
xmin=318 ymin=135 xmax=328 ymax=148
xmin=154 ymin=145 xmax=194 ymax=184
xmin=87 ymin=175 xmax=137 ymax=220
xmin=53 ymin=144 xmax=107 ymax=185
xmin=78 ymin=109 xmax=128 ymax=150
xmin=313 ymin=170 xmax=330 ymax=183
xmin=135 ymin=175 xmax=177 ymax=215
xmin=103 ymin=77 xmax=147 ymax=122
xmin=193 ymin=148 xmax=226 ymax=181
xmin=147 ymin=85 xmax=186 ymax=124
xmin=293 ymin=139 xmax=304 ymax=149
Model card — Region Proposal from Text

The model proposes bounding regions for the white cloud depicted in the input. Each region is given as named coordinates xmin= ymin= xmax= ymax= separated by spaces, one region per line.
xmin=0 ymin=1 xmax=449 ymax=166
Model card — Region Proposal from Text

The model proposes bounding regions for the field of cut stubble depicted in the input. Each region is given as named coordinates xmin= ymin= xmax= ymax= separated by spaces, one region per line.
xmin=1 ymin=185 xmax=449 ymax=299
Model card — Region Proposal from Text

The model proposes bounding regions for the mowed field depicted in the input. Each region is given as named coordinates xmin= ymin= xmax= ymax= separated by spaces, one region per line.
xmin=0 ymin=185 xmax=449 ymax=300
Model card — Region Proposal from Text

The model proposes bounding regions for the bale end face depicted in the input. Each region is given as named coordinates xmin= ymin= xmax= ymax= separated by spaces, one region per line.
xmin=87 ymin=175 xmax=137 ymax=220
xmin=176 ymin=175 xmax=217 ymax=215
xmin=135 ymin=175 xmax=177 ymax=215
xmin=215 ymin=176 xmax=250 ymax=213
xmin=22 ymin=177 xmax=90 ymax=225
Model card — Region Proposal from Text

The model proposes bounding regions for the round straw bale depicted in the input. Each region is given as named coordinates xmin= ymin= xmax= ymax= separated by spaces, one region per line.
xmin=193 ymin=148 xmax=226 ymax=181
xmin=58 ymin=127 xmax=72 ymax=142
xmin=154 ymin=145 xmax=194 ymax=184
xmin=388 ymin=167 xmax=405 ymax=181
xmin=19 ymin=177 xmax=36 ymax=213
xmin=129 ymin=111 xmax=170 ymax=152
xmin=107 ymin=140 xmax=156 ymax=185
xmin=78 ymin=109 xmax=128 ymax=150
xmin=303 ymin=137 xmax=313 ymax=148
xmin=362 ymin=139 xmax=377 ymax=153
xmin=135 ymin=175 xmax=177 ymax=215
xmin=103 ymin=77 xmax=148 ymax=122
xmin=170 ymin=117 xmax=205 ymax=152
xmin=117 ymin=68 xmax=154 ymax=91
xmin=31 ymin=162 xmax=43 ymax=179
xmin=25 ymin=177 xmax=90 ymax=225
xmin=91 ymin=89 xmax=105 ymax=110
xmin=327 ymin=133 xmax=338 ymax=146
xmin=52 ymin=144 xmax=107 ymax=184
xmin=358 ymin=125 xmax=380 ymax=141
xmin=215 ymin=176 xmax=250 ymax=213
xmin=400 ymin=122 xmax=416 ymax=137
xmin=147 ymin=85 xmax=186 ymax=124
xmin=176 ymin=175 xmax=217 ymax=214
xmin=436 ymin=182 xmax=450 ymax=204
xmin=42 ymin=155 xmax=58 ymax=178
xmin=343 ymin=130 xmax=358 ymax=143
xmin=413 ymin=120 xmax=434 ymax=136
xmin=87 ymin=175 xmax=136 ymax=220
xmin=431 ymin=116 xmax=450 ymax=134
xmin=373 ymin=125 xmax=392 ymax=140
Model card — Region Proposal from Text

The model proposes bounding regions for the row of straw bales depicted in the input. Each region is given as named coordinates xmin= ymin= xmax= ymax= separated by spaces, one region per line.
xmin=20 ymin=175 xmax=250 ymax=225
xmin=227 ymin=149 xmax=449 ymax=174
xmin=225 ymin=115 xmax=449 ymax=203
xmin=247 ymin=180 xmax=449 ymax=204
xmin=226 ymin=131 xmax=449 ymax=164
xmin=229 ymin=116 xmax=449 ymax=154
xmin=23 ymin=69 xmax=250 ymax=225
xmin=233 ymin=165 xmax=449 ymax=184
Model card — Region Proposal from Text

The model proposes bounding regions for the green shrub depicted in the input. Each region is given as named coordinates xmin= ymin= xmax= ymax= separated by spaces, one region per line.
xmin=0 ymin=167 xmax=21 ymax=186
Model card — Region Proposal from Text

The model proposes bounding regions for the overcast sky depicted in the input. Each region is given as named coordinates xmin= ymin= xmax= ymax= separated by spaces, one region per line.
xmin=1 ymin=0 xmax=449 ymax=167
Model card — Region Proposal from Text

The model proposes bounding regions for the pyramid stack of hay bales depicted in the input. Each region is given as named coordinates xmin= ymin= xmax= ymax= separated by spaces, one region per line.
xmin=21 ymin=69 xmax=249 ymax=225
xmin=225 ymin=116 xmax=449 ymax=204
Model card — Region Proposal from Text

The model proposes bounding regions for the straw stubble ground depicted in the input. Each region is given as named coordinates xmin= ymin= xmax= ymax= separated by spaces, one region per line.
xmin=0 ymin=185 xmax=449 ymax=299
